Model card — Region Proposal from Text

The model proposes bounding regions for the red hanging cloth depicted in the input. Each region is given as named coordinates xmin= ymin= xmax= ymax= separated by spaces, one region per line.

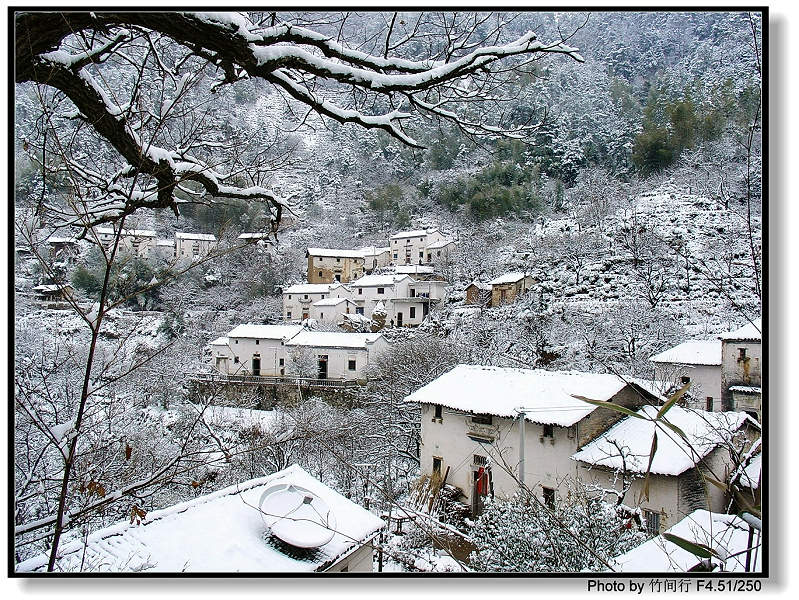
xmin=476 ymin=467 xmax=485 ymax=495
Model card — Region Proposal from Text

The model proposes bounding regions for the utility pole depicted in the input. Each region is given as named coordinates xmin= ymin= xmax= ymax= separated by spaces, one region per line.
xmin=517 ymin=408 xmax=526 ymax=491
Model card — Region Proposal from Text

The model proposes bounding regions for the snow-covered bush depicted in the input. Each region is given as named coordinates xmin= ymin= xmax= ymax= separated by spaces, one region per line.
xmin=469 ymin=491 xmax=649 ymax=573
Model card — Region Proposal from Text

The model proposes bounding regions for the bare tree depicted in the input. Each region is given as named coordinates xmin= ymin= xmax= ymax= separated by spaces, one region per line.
xmin=16 ymin=10 xmax=583 ymax=230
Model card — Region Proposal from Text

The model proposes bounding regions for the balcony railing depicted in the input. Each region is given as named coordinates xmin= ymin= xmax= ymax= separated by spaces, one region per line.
xmin=188 ymin=372 xmax=361 ymax=389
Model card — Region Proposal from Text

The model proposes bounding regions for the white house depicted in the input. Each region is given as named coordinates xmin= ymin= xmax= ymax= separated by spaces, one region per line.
xmin=650 ymin=340 xmax=722 ymax=411
xmin=359 ymin=246 xmax=391 ymax=272
xmin=309 ymin=297 xmax=359 ymax=324
xmin=209 ymin=325 xmax=387 ymax=381
xmin=284 ymin=331 xmax=388 ymax=380
xmin=720 ymin=318 xmax=762 ymax=419
xmin=390 ymin=228 xmax=451 ymax=265
xmin=572 ymin=405 xmax=757 ymax=532
xmin=283 ymin=283 xmax=350 ymax=321
xmin=210 ymin=324 xmax=304 ymax=376
xmin=405 ymin=364 xmax=662 ymax=516
xmin=424 ymin=239 xmax=456 ymax=263
xmin=94 ymin=227 xmax=157 ymax=257
xmin=175 ymin=232 xmax=217 ymax=259
xmin=16 ymin=465 xmax=384 ymax=573
xmin=612 ymin=510 xmax=762 ymax=573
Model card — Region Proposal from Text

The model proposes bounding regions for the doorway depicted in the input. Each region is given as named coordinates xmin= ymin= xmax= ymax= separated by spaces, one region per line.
xmin=318 ymin=355 xmax=328 ymax=379
xmin=252 ymin=356 xmax=261 ymax=377
xmin=397 ymin=312 xmax=403 ymax=327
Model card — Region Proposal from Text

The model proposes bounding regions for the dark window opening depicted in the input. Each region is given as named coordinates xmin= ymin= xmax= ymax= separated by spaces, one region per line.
xmin=706 ymin=396 xmax=713 ymax=411
xmin=348 ymin=359 xmax=356 ymax=371
xmin=410 ymin=306 xmax=416 ymax=319
xmin=542 ymin=424 xmax=554 ymax=438
xmin=738 ymin=347 xmax=747 ymax=360
xmin=279 ymin=358 xmax=284 ymax=366
xmin=681 ymin=376 xmax=691 ymax=384
xmin=434 ymin=405 xmax=442 ymax=420
xmin=644 ymin=510 xmax=661 ymax=533
xmin=377 ymin=287 xmax=385 ymax=294
xmin=473 ymin=454 xmax=488 ymax=467
xmin=542 ymin=487 xmax=555 ymax=510
xmin=472 ymin=414 xmax=493 ymax=425
xmin=432 ymin=457 xmax=442 ymax=475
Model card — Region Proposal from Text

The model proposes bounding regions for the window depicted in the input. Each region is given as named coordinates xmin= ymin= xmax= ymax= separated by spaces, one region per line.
xmin=706 ymin=396 xmax=714 ymax=411
xmin=321 ymin=295 xmax=325 ymax=299
xmin=358 ymin=288 xmax=363 ymax=295
xmin=377 ymin=287 xmax=385 ymax=294
xmin=432 ymin=457 xmax=442 ymax=475
xmin=542 ymin=487 xmax=555 ymax=510
xmin=472 ymin=414 xmax=493 ymax=425
xmin=393 ymin=253 xmax=398 ymax=259
xmin=410 ymin=306 xmax=416 ymax=319
xmin=234 ymin=340 xmax=238 ymax=344
xmin=738 ymin=347 xmax=747 ymax=360
xmin=320 ymin=312 xmax=324 ymax=320
xmin=304 ymin=294 xmax=308 ymax=300
xmin=288 ymin=295 xmax=292 ymax=300
xmin=356 ymin=307 xmax=364 ymax=315
xmin=644 ymin=510 xmax=661 ymax=533
xmin=318 ymin=271 xmax=323 ymax=277
xmin=279 ymin=358 xmax=284 ymax=366
xmin=348 ymin=359 xmax=356 ymax=371
xmin=419 ymin=251 xmax=424 ymax=258
xmin=234 ymin=356 xmax=239 ymax=363
xmin=542 ymin=424 xmax=554 ymax=438
xmin=681 ymin=376 xmax=690 ymax=384
xmin=286 ymin=311 xmax=292 ymax=319
xmin=473 ymin=454 xmax=488 ymax=467
xmin=434 ymin=405 xmax=443 ymax=420
xmin=336 ymin=258 xmax=340 ymax=262
xmin=255 ymin=339 xmax=259 ymax=345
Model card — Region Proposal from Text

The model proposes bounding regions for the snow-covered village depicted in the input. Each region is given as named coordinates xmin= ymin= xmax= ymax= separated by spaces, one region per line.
xmin=12 ymin=10 xmax=765 ymax=579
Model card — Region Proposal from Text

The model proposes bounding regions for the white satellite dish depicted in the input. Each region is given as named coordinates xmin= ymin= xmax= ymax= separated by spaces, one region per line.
xmin=258 ymin=483 xmax=337 ymax=549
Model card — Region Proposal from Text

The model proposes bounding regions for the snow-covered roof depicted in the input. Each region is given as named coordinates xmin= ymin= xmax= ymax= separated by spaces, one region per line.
xmin=425 ymin=239 xmax=454 ymax=250
xmin=405 ymin=365 xmax=651 ymax=427
xmin=156 ymin=239 xmax=175 ymax=247
xmin=351 ymin=274 xmax=412 ymax=287
xmin=396 ymin=265 xmax=435 ymax=275
xmin=466 ymin=281 xmax=491 ymax=290
xmin=96 ymin=227 xmax=157 ymax=237
xmin=649 ymin=340 xmax=721 ymax=366
xmin=285 ymin=331 xmax=383 ymax=350
xmin=227 ymin=324 xmax=303 ymax=340
xmin=47 ymin=236 xmax=78 ymax=244
xmin=307 ymin=247 xmax=364 ymax=259
xmin=176 ymin=232 xmax=217 ymax=241
xmin=209 ymin=336 xmax=229 ymax=346
xmin=284 ymin=283 xmax=342 ymax=295
xmin=730 ymin=386 xmax=762 ymax=394
xmin=488 ymin=272 xmax=529 ymax=285
xmin=571 ymin=406 xmax=753 ymax=476
xmin=33 ymin=284 xmax=71 ymax=293
xmin=312 ymin=297 xmax=354 ymax=307
xmin=612 ymin=510 xmax=761 ymax=573
xmin=720 ymin=318 xmax=762 ymax=342
xmin=739 ymin=452 xmax=762 ymax=489
xmin=391 ymin=228 xmax=436 ymax=239
xmin=239 ymin=232 xmax=269 ymax=240
xmin=16 ymin=465 xmax=383 ymax=573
